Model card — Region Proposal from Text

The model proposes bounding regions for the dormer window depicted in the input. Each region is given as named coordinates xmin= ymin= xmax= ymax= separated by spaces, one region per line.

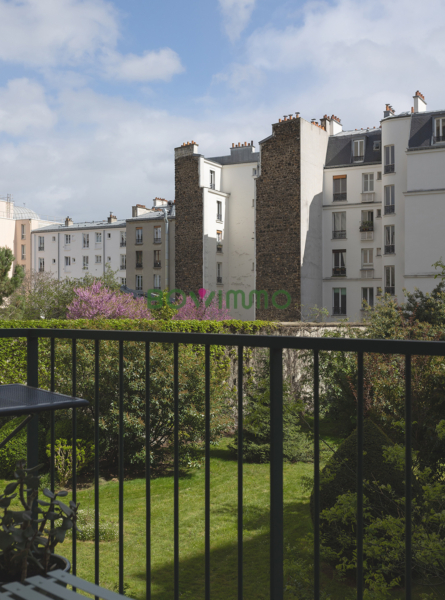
xmin=434 ymin=117 xmax=445 ymax=143
xmin=352 ymin=139 xmax=365 ymax=162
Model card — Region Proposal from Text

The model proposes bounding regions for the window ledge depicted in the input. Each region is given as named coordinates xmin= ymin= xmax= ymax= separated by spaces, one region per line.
xmin=216 ymin=219 xmax=224 ymax=224
xmin=331 ymin=238 xmax=347 ymax=241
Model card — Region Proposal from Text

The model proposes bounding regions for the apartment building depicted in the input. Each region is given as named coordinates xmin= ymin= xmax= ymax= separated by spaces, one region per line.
xmin=125 ymin=199 xmax=175 ymax=295
xmin=31 ymin=214 xmax=127 ymax=282
xmin=323 ymin=91 xmax=445 ymax=321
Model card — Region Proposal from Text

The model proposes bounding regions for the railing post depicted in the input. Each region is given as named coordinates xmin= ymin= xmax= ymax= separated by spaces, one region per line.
xmin=270 ymin=347 xmax=283 ymax=600
xmin=27 ymin=335 xmax=39 ymax=469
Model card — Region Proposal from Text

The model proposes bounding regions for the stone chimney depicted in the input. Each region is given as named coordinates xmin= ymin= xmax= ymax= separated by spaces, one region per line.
xmin=384 ymin=104 xmax=395 ymax=118
xmin=108 ymin=212 xmax=117 ymax=223
xmin=65 ymin=216 xmax=73 ymax=227
xmin=174 ymin=141 xmax=199 ymax=160
xmin=413 ymin=90 xmax=427 ymax=113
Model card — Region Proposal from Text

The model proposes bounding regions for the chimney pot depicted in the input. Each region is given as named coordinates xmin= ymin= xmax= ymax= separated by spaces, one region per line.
xmin=251 ymin=140 xmax=253 ymax=146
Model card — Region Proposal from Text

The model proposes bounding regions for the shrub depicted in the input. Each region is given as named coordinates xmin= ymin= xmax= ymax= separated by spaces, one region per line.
xmin=172 ymin=292 xmax=231 ymax=321
xmin=0 ymin=417 xmax=28 ymax=478
xmin=46 ymin=439 xmax=95 ymax=487
xmin=67 ymin=282 xmax=152 ymax=319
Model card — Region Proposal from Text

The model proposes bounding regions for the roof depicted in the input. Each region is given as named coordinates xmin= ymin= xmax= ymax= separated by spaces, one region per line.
xmin=325 ymin=129 xmax=382 ymax=168
xmin=32 ymin=219 xmax=126 ymax=233
xmin=207 ymin=147 xmax=259 ymax=165
xmin=407 ymin=110 xmax=445 ymax=150
xmin=14 ymin=206 xmax=40 ymax=220
xmin=127 ymin=207 xmax=175 ymax=223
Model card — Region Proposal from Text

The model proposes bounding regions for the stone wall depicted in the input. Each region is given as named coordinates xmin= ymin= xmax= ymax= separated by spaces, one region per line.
xmin=175 ymin=154 xmax=203 ymax=294
xmin=256 ymin=117 xmax=301 ymax=321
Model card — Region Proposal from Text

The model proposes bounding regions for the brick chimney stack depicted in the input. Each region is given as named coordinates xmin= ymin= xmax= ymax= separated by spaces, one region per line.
xmin=108 ymin=212 xmax=117 ymax=223
xmin=174 ymin=141 xmax=199 ymax=160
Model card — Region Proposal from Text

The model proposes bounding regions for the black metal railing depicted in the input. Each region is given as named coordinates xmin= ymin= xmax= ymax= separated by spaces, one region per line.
xmin=217 ymin=214 xmax=223 ymax=221
xmin=120 ymin=264 xmax=126 ymax=271
xmin=4 ymin=328 xmax=443 ymax=599
xmin=136 ymin=239 xmax=143 ymax=245
xmin=120 ymin=241 xmax=126 ymax=247
xmin=332 ymin=306 xmax=346 ymax=315
xmin=333 ymin=193 xmax=347 ymax=202
xmin=385 ymin=286 xmax=395 ymax=295
xmin=136 ymin=262 xmax=143 ymax=269
xmin=352 ymin=155 xmax=364 ymax=162
xmin=38 ymin=246 xmax=44 ymax=252
xmin=359 ymin=221 xmax=373 ymax=232
xmin=384 ymin=164 xmax=395 ymax=174
xmin=154 ymin=238 xmax=162 ymax=244
xmin=384 ymin=205 xmax=395 ymax=215
xmin=385 ymin=244 xmax=395 ymax=254
xmin=332 ymin=267 xmax=346 ymax=276
xmin=153 ymin=261 xmax=161 ymax=268
xmin=210 ymin=183 xmax=215 ymax=190
xmin=332 ymin=230 xmax=346 ymax=239
xmin=217 ymin=244 xmax=223 ymax=253
xmin=433 ymin=135 xmax=445 ymax=143
xmin=216 ymin=276 xmax=223 ymax=284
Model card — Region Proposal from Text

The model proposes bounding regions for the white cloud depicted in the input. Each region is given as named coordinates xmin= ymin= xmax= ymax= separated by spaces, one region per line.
xmin=218 ymin=0 xmax=256 ymax=42
xmin=0 ymin=79 xmax=56 ymax=135
xmin=103 ymin=48 xmax=184 ymax=82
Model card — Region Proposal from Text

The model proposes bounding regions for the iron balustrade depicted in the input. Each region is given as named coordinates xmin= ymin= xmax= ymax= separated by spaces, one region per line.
xmin=154 ymin=238 xmax=162 ymax=244
xmin=2 ymin=328 xmax=442 ymax=599
xmin=135 ymin=262 xmax=143 ymax=269
xmin=332 ymin=230 xmax=346 ymax=239
xmin=216 ymin=244 xmax=223 ymax=253
xmin=120 ymin=241 xmax=127 ymax=247
xmin=433 ymin=135 xmax=445 ymax=143
xmin=384 ymin=205 xmax=395 ymax=215
xmin=216 ymin=276 xmax=223 ymax=284
xmin=135 ymin=239 xmax=143 ymax=245
xmin=385 ymin=244 xmax=395 ymax=254
xmin=38 ymin=246 xmax=44 ymax=252
xmin=384 ymin=164 xmax=395 ymax=174
xmin=332 ymin=306 xmax=346 ymax=315
xmin=352 ymin=155 xmax=364 ymax=162
xmin=385 ymin=286 xmax=395 ymax=295
xmin=333 ymin=193 xmax=347 ymax=202
xmin=153 ymin=261 xmax=161 ymax=268
xmin=359 ymin=221 xmax=373 ymax=232
xmin=332 ymin=267 xmax=346 ymax=276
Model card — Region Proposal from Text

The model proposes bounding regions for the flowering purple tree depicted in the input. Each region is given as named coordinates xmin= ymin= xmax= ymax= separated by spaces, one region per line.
xmin=67 ymin=282 xmax=152 ymax=320
xmin=172 ymin=290 xmax=231 ymax=321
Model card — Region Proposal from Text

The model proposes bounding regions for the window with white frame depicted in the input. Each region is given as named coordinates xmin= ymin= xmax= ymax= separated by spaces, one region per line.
xmin=107 ymin=233 xmax=111 ymax=239
xmin=21 ymin=245 xmax=25 ymax=260
xmin=333 ymin=288 xmax=346 ymax=315
xmin=21 ymin=224 xmax=25 ymax=240
xmin=217 ymin=262 xmax=222 ymax=283
xmin=65 ymin=234 xmax=71 ymax=245
xmin=82 ymin=233 xmax=89 ymax=248
xmin=362 ymin=287 xmax=374 ymax=308
xmin=65 ymin=256 xmax=71 ymax=267
xmin=121 ymin=232 xmax=126 ymax=247
xmin=384 ymin=185 xmax=395 ymax=214
xmin=107 ymin=256 xmax=111 ymax=262
xmin=217 ymin=200 xmax=223 ymax=221
xmin=136 ymin=275 xmax=143 ymax=291
xmin=96 ymin=232 xmax=102 ymax=243
xmin=363 ymin=173 xmax=374 ymax=192
xmin=95 ymin=255 xmax=102 ymax=263
xmin=83 ymin=256 xmax=89 ymax=270
xmin=136 ymin=227 xmax=143 ymax=244
xmin=210 ymin=170 xmax=215 ymax=190
xmin=384 ymin=225 xmax=395 ymax=254
xmin=120 ymin=254 xmax=126 ymax=270
xmin=384 ymin=145 xmax=395 ymax=173
xmin=52 ymin=236 xmax=56 ymax=242
xmin=434 ymin=117 xmax=445 ymax=143
xmin=121 ymin=278 xmax=126 ymax=286
xmin=333 ymin=175 xmax=347 ymax=201
xmin=332 ymin=250 xmax=346 ymax=276
xmin=385 ymin=265 xmax=395 ymax=295
xmin=38 ymin=258 xmax=44 ymax=272
xmin=361 ymin=248 xmax=373 ymax=268
xmin=154 ymin=226 xmax=161 ymax=243
xmin=38 ymin=236 xmax=44 ymax=251
xmin=332 ymin=212 xmax=346 ymax=239
xmin=216 ymin=230 xmax=222 ymax=242
xmin=153 ymin=274 xmax=161 ymax=289
xmin=352 ymin=139 xmax=364 ymax=162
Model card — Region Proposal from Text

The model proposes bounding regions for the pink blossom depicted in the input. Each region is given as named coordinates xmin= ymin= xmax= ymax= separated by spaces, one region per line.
xmin=172 ymin=292 xmax=231 ymax=321
xmin=67 ymin=282 xmax=152 ymax=320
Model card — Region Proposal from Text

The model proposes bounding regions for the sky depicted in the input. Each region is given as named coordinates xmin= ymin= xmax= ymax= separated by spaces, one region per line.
xmin=0 ymin=0 xmax=444 ymax=222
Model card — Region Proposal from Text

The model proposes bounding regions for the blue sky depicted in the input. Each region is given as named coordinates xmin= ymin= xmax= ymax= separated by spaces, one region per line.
xmin=0 ymin=0 xmax=443 ymax=221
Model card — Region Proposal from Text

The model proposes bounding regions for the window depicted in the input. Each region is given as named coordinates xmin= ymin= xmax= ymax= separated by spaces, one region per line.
xmin=252 ymin=168 xmax=257 ymax=176
xmin=38 ymin=258 xmax=44 ymax=272
xmin=333 ymin=288 xmax=346 ymax=315
xmin=210 ymin=170 xmax=215 ymax=190
xmin=216 ymin=230 xmax=222 ymax=242
xmin=353 ymin=139 xmax=364 ymax=162
xmin=217 ymin=263 xmax=222 ymax=284
xmin=136 ymin=227 xmax=143 ymax=244
xmin=384 ymin=225 xmax=395 ymax=254
xmin=217 ymin=200 xmax=223 ymax=221
xmin=434 ymin=117 xmax=445 ymax=143
xmin=362 ymin=287 xmax=374 ymax=308
xmin=333 ymin=175 xmax=347 ymax=201
xmin=83 ymin=256 xmax=89 ymax=270
xmin=38 ymin=236 xmax=44 ymax=251
xmin=154 ymin=250 xmax=161 ymax=267
xmin=120 ymin=232 xmax=126 ymax=247
xmin=52 ymin=259 xmax=56 ymax=264
xmin=96 ymin=232 xmax=102 ymax=243
xmin=376 ymin=248 xmax=381 ymax=256
xmin=136 ymin=275 xmax=143 ymax=291
xmin=136 ymin=250 xmax=143 ymax=268
xmin=154 ymin=226 xmax=161 ymax=243
xmin=21 ymin=224 xmax=25 ymax=240
xmin=120 ymin=254 xmax=126 ymax=270
xmin=121 ymin=278 xmax=126 ymax=286
xmin=385 ymin=266 xmax=395 ymax=295
xmin=52 ymin=236 xmax=56 ymax=242
xmin=384 ymin=145 xmax=395 ymax=173
xmin=384 ymin=185 xmax=395 ymax=214
xmin=377 ymin=209 xmax=382 ymax=218
xmin=377 ymin=171 xmax=382 ymax=180
xmin=72 ymin=258 xmax=76 ymax=263
xmin=363 ymin=173 xmax=374 ymax=192
xmin=65 ymin=256 xmax=71 ymax=267
xmin=332 ymin=212 xmax=346 ymax=239
xmin=21 ymin=245 xmax=25 ymax=260
xmin=65 ymin=234 xmax=71 ymax=245
xmin=362 ymin=248 xmax=373 ymax=267
xmin=95 ymin=255 xmax=102 ymax=263
xmin=107 ymin=233 xmax=111 ymax=239
xmin=332 ymin=250 xmax=346 ymax=276
xmin=83 ymin=233 xmax=89 ymax=248
xmin=107 ymin=256 xmax=111 ymax=262
xmin=153 ymin=274 xmax=161 ymax=289
xmin=373 ymin=141 xmax=381 ymax=151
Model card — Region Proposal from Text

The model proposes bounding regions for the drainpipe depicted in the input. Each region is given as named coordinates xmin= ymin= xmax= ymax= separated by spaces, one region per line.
xmin=163 ymin=209 xmax=169 ymax=290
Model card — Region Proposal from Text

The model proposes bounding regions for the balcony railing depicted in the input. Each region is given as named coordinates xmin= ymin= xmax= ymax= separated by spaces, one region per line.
xmin=384 ymin=204 xmax=395 ymax=215
xmin=361 ymin=192 xmax=375 ymax=203
xmin=332 ymin=230 xmax=346 ymax=239
xmin=135 ymin=239 xmax=143 ymax=245
xmin=217 ymin=276 xmax=222 ymax=284
xmin=217 ymin=244 xmax=223 ymax=253
xmin=154 ymin=238 xmax=162 ymax=244
xmin=333 ymin=193 xmax=347 ymax=202
xmin=120 ymin=264 xmax=126 ymax=271
xmin=359 ymin=221 xmax=374 ymax=232
xmin=385 ymin=244 xmax=395 ymax=254
xmin=352 ymin=155 xmax=364 ymax=162
xmin=210 ymin=183 xmax=215 ymax=190
xmin=154 ymin=261 xmax=161 ymax=268
xmin=384 ymin=164 xmax=395 ymax=174
xmin=332 ymin=267 xmax=346 ymax=277
xmin=385 ymin=286 xmax=395 ymax=295
xmin=120 ymin=241 xmax=126 ymax=247
xmin=136 ymin=262 xmax=143 ymax=269
xmin=2 ymin=328 xmax=442 ymax=599
xmin=153 ymin=285 xmax=161 ymax=290
xmin=38 ymin=246 xmax=44 ymax=252
xmin=433 ymin=135 xmax=445 ymax=143
xmin=217 ymin=214 xmax=223 ymax=221
xmin=38 ymin=267 xmax=44 ymax=272
xmin=332 ymin=306 xmax=346 ymax=315
xmin=361 ymin=268 xmax=374 ymax=279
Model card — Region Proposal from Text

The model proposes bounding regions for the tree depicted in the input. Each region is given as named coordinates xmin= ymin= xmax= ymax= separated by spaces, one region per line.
xmin=172 ymin=292 xmax=231 ymax=321
xmin=66 ymin=282 xmax=152 ymax=319
xmin=0 ymin=247 xmax=24 ymax=305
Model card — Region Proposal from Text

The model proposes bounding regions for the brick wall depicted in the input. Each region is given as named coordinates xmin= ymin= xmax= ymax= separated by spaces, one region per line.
xmin=256 ymin=118 xmax=301 ymax=321
xmin=175 ymin=154 xmax=203 ymax=294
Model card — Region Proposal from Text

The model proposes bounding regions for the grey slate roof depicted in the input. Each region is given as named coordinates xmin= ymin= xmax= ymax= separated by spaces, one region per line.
xmin=325 ymin=129 xmax=382 ymax=168
xmin=406 ymin=110 xmax=445 ymax=150
xmin=207 ymin=148 xmax=259 ymax=165
xmin=32 ymin=219 xmax=126 ymax=233
xmin=127 ymin=206 xmax=175 ymax=222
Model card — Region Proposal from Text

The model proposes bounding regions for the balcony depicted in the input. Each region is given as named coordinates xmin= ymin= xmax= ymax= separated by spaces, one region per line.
xmin=384 ymin=205 xmax=395 ymax=215
xmin=332 ymin=306 xmax=346 ymax=315
xmin=136 ymin=262 xmax=143 ymax=269
xmin=333 ymin=193 xmax=347 ymax=202
xmin=332 ymin=267 xmax=346 ymax=277
xmin=120 ymin=264 xmax=126 ymax=271
xmin=384 ymin=164 xmax=395 ymax=174
xmin=385 ymin=245 xmax=395 ymax=254
xmin=154 ymin=238 xmax=162 ymax=244
xmin=120 ymin=241 xmax=126 ymax=247
xmin=385 ymin=286 xmax=395 ymax=295
xmin=217 ymin=243 xmax=223 ymax=253
xmin=154 ymin=261 xmax=161 ymax=268
xmin=135 ymin=239 xmax=143 ymax=245
xmin=38 ymin=267 xmax=44 ymax=273
xmin=332 ymin=230 xmax=346 ymax=239
xmin=361 ymin=192 xmax=375 ymax=203
xmin=352 ymin=155 xmax=364 ymax=162
xmin=359 ymin=220 xmax=373 ymax=232
xmin=217 ymin=276 xmax=222 ymax=284
xmin=38 ymin=246 xmax=44 ymax=252
xmin=433 ymin=135 xmax=445 ymax=143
